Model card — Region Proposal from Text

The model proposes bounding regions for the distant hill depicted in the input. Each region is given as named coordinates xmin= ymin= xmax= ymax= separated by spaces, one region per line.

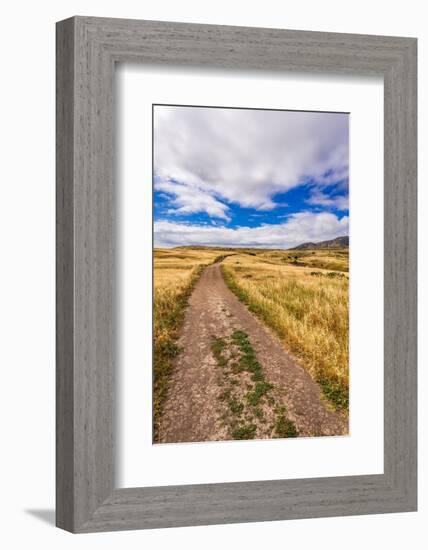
xmin=292 ymin=236 xmax=349 ymax=250
xmin=169 ymin=237 xmax=349 ymax=252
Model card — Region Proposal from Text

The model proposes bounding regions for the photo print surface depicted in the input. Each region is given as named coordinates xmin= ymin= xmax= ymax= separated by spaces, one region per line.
xmin=153 ymin=104 xmax=349 ymax=444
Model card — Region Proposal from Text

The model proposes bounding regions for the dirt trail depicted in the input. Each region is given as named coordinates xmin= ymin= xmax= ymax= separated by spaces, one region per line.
xmin=157 ymin=262 xmax=347 ymax=443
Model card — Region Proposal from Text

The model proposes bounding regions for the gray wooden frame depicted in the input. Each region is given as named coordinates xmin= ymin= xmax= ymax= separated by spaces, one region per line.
xmin=56 ymin=16 xmax=417 ymax=533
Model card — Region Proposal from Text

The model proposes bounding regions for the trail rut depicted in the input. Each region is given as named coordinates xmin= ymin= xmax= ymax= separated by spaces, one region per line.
xmin=157 ymin=262 xmax=347 ymax=443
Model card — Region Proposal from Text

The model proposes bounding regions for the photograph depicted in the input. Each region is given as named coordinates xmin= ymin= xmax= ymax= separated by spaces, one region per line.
xmin=0 ymin=4 xmax=417 ymax=541
xmin=153 ymin=104 xmax=350 ymax=444
xmin=0 ymin=1 xmax=419 ymax=542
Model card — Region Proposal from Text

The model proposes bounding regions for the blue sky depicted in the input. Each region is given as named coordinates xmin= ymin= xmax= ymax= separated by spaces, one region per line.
xmin=153 ymin=105 xmax=349 ymax=249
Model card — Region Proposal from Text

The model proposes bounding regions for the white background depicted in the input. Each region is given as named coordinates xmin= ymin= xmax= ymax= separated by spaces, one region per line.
xmin=118 ymin=67 xmax=384 ymax=487
xmin=0 ymin=1 xmax=425 ymax=549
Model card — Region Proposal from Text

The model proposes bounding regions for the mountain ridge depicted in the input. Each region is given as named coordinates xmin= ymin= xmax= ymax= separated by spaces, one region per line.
xmin=292 ymin=235 xmax=349 ymax=250
xmin=167 ymin=235 xmax=349 ymax=251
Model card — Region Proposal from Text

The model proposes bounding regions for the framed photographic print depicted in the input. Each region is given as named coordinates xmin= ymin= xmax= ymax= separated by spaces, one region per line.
xmin=56 ymin=17 xmax=417 ymax=532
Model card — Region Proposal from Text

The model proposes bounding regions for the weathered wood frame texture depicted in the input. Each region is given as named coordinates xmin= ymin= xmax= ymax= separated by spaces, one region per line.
xmin=56 ymin=16 xmax=417 ymax=533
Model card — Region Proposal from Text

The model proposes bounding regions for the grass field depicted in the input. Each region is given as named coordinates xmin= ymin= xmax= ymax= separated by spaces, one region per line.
xmin=221 ymin=249 xmax=349 ymax=410
xmin=153 ymin=248 xmax=227 ymax=436
xmin=153 ymin=246 xmax=349 ymax=434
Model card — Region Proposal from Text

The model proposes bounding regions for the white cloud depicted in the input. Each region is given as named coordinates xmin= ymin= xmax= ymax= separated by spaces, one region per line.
xmin=154 ymin=212 xmax=349 ymax=249
xmin=306 ymin=190 xmax=349 ymax=210
xmin=154 ymin=106 xmax=348 ymax=219
xmin=156 ymin=179 xmax=230 ymax=220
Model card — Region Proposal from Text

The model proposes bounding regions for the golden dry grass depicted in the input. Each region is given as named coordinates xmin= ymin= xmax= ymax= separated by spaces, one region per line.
xmin=221 ymin=250 xmax=349 ymax=409
xmin=153 ymin=246 xmax=349 ymax=425
xmin=154 ymin=248 xmax=225 ymax=290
